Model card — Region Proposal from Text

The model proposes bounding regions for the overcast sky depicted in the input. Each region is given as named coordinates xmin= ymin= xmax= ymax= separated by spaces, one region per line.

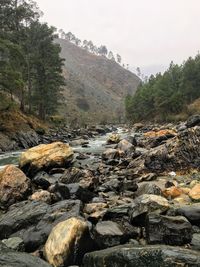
xmin=36 ymin=0 xmax=200 ymax=76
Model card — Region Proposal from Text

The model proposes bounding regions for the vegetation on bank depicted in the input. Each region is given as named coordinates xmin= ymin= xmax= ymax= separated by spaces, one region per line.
xmin=125 ymin=54 xmax=200 ymax=122
xmin=0 ymin=0 xmax=65 ymax=120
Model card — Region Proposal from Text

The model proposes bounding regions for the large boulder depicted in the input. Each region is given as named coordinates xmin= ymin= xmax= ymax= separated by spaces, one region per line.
xmin=19 ymin=141 xmax=74 ymax=176
xmin=144 ymin=126 xmax=200 ymax=172
xmin=83 ymin=244 xmax=200 ymax=267
xmin=44 ymin=217 xmax=91 ymax=266
xmin=0 ymin=251 xmax=51 ymax=267
xmin=172 ymin=204 xmax=200 ymax=225
xmin=146 ymin=213 xmax=192 ymax=245
xmin=93 ymin=221 xmax=125 ymax=249
xmin=0 ymin=241 xmax=50 ymax=266
xmin=0 ymin=199 xmax=82 ymax=252
xmin=0 ymin=165 xmax=31 ymax=208
xmin=130 ymin=194 xmax=170 ymax=225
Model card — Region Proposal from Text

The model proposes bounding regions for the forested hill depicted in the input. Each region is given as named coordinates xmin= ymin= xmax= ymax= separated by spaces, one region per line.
xmin=125 ymin=54 xmax=200 ymax=122
xmin=56 ymin=38 xmax=140 ymax=124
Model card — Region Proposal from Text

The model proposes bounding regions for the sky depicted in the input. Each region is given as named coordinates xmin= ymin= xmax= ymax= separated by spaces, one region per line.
xmin=36 ymin=0 xmax=200 ymax=76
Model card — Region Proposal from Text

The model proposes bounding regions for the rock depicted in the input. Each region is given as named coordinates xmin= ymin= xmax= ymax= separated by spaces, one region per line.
xmin=95 ymin=126 xmax=106 ymax=134
xmin=144 ymin=129 xmax=177 ymax=138
xmin=29 ymin=190 xmax=53 ymax=204
xmin=104 ymin=204 xmax=132 ymax=220
xmin=14 ymin=130 xmax=40 ymax=149
xmin=117 ymin=139 xmax=135 ymax=155
xmin=60 ymin=168 xmax=97 ymax=190
xmin=32 ymin=171 xmax=52 ymax=189
xmin=162 ymin=186 xmax=183 ymax=199
xmin=0 ymin=199 xmax=82 ymax=252
xmin=173 ymin=204 xmax=200 ymax=225
xmin=0 ymin=250 xmax=51 ymax=267
xmin=48 ymin=182 xmax=70 ymax=201
xmin=44 ymin=217 xmax=91 ymax=266
xmin=130 ymin=194 xmax=170 ymax=225
xmin=186 ymin=114 xmax=200 ymax=128
xmin=124 ymin=135 xmax=137 ymax=146
xmin=144 ymin=127 xmax=200 ymax=172
xmin=133 ymin=122 xmax=144 ymax=130
xmin=122 ymin=179 xmax=138 ymax=192
xmin=93 ymin=221 xmax=125 ymax=248
xmin=191 ymin=233 xmax=200 ymax=250
xmin=107 ymin=134 xmax=121 ymax=144
xmin=136 ymin=183 xmax=162 ymax=197
xmin=138 ymin=173 xmax=157 ymax=182
xmin=59 ymin=167 xmax=83 ymax=184
xmin=146 ymin=213 xmax=192 ymax=245
xmin=0 ymin=133 xmax=18 ymax=152
xmin=19 ymin=142 xmax=74 ymax=177
xmin=66 ymin=183 xmax=96 ymax=203
xmin=189 ymin=184 xmax=200 ymax=202
xmin=84 ymin=203 xmax=108 ymax=222
xmin=173 ymin=194 xmax=191 ymax=205
xmin=83 ymin=244 xmax=200 ymax=267
xmin=2 ymin=237 xmax=25 ymax=251
xmin=102 ymin=148 xmax=124 ymax=161
xmin=0 ymin=165 xmax=31 ymax=208
xmin=99 ymin=179 xmax=121 ymax=193
xmin=70 ymin=138 xmax=89 ymax=147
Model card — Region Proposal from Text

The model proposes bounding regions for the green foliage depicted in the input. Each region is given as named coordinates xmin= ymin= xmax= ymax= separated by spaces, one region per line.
xmin=0 ymin=0 xmax=64 ymax=120
xmin=125 ymin=56 xmax=200 ymax=122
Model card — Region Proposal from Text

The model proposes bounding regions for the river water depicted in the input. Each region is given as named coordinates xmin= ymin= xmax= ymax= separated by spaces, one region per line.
xmin=0 ymin=127 xmax=130 ymax=170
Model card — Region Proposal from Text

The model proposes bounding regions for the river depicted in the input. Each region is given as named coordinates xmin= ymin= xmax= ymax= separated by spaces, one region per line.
xmin=0 ymin=127 xmax=130 ymax=170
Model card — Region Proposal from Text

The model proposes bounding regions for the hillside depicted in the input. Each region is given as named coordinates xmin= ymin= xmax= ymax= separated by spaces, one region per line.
xmin=56 ymin=38 xmax=140 ymax=124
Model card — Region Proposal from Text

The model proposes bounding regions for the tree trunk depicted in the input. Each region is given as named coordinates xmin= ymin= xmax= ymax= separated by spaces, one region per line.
xmin=39 ymin=103 xmax=45 ymax=120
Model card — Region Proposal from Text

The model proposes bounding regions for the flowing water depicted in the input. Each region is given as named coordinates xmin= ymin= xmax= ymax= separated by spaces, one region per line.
xmin=0 ymin=127 xmax=130 ymax=170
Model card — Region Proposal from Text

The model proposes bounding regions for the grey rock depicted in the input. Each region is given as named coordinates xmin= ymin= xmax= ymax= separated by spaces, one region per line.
xmin=129 ymin=194 xmax=170 ymax=226
xmin=0 ymin=199 xmax=82 ymax=252
xmin=83 ymin=244 xmax=200 ymax=267
xmin=191 ymin=233 xmax=200 ymax=250
xmin=2 ymin=237 xmax=25 ymax=251
xmin=173 ymin=204 xmax=200 ymax=225
xmin=93 ymin=221 xmax=125 ymax=248
xmin=146 ymin=213 xmax=192 ymax=245
xmin=186 ymin=114 xmax=200 ymax=128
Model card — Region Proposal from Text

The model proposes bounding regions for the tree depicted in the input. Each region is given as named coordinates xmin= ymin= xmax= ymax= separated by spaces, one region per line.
xmin=108 ymin=51 xmax=115 ymax=61
xmin=28 ymin=22 xmax=65 ymax=119
xmin=136 ymin=67 xmax=141 ymax=77
xmin=0 ymin=0 xmax=64 ymax=119
xmin=83 ymin=40 xmax=88 ymax=50
xmin=87 ymin=41 xmax=94 ymax=52
xmin=116 ymin=54 xmax=121 ymax=64
xmin=98 ymin=45 xmax=108 ymax=56
xmin=75 ymin=38 xmax=81 ymax=46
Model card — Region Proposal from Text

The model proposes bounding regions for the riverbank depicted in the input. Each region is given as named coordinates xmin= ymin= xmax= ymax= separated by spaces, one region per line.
xmin=0 ymin=115 xmax=200 ymax=266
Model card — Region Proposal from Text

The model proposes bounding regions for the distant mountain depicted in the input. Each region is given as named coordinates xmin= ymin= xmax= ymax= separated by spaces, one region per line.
xmin=56 ymin=38 xmax=140 ymax=124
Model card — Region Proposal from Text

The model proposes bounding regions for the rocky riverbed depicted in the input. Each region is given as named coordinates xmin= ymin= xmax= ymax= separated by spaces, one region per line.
xmin=0 ymin=116 xmax=200 ymax=266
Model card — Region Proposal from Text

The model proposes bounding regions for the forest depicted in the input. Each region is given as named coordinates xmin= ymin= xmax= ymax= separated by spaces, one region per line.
xmin=0 ymin=0 xmax=65 ymax=120
xmin=125 ymin=54 xmax=200 ymax=122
